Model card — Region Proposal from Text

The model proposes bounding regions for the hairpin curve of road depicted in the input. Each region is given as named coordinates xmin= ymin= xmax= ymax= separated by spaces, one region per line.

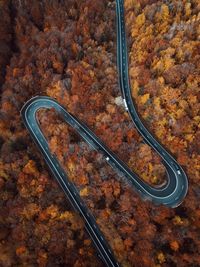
xmin=21 ymin=1 xmax=188 ymax=266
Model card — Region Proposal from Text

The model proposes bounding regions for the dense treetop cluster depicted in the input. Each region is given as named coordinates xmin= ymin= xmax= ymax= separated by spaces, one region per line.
xmin=0 ymin=0 xmax=199 ymax=266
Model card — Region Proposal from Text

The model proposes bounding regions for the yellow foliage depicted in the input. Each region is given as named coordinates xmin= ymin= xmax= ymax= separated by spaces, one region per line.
xmin=160 ymin=47 xmax=175 ymax=57
xmin=140 ymin=93 xmax=150 ymax=104
xmin=188 ymin=95 xmax=197 ymax=104
xmin=179 ymin=100 xmax=188 ymax=110
xmin=89 ymin=70 xmax=95 ymax=78
xmin=153 ymin=55 xmax=175 ymax=73
xmin=148 ymin=163 xmax=153 ymax=173
xmin=124 ymin=0 xmax=135 ymax=10
xmin=145 ymin=25 xmax=154 ymax=36
xmin=176 ymin=109 xmax=186 ymax=119
xmin=152 ymin=60 xmax=163 ymax=74
xmin=159 ymin=118 xmax=168 ymax=127
xmin=67 ymin=160 xmax=76 ymax=174
xmin=59 ymin=211 xmax=74 ymax=221
xmin=158 ymin=76 xmax=165 ymax=85
xmin=131 ymin=27 xmax=139 ymax=38
xmin=112 ymin=237 xmax=125 ymax=253
xmin=151 ymin=176 xmax=158 ymax=184
xmin=161 ymin=4 xmax=169 ymax=21
xmin=155 ymin=125 xmax=166 ymax=139
xmin=171 ymin=37 xmax=182 ymax=47
xmin=154 ymin=97 xmax=161 ymax=108
xmin=46 ymin=205 xmax=59 ymax=219
xmin=185 ymin=3 xmax=192 ymax=17
xmin=136 ymin=13 xmax=145 ymax=27
xmin=157 ymin=252 xmax=165 ymax=264
xmin=185 ymin=134 xmax=194 ymax=143
xmin=163 ymin=57 xmax=175 ymax=71
xmin=194 ymin=116 xmax=200 ymax=122
xmin=81 ymin=60 xmax=90 ymax=69
xmin=167 ymin=134 xmax=175 ymax=142
xmin=157 ymin=21 xmax=170 ymax=34
xmin=47 ymin=81 xmax=61 ymax=99
xmin=137 ymin=49 xmax=148 ymax=63
xmin=80 ymin=187 xmax=89 ymax=197
xmin=49 ymin=136 xmax=58 ymax=154
xmin=176 ymin=47 xmax=184 ymax=62
xmin=173 ymin=216 xmax=184 ymax=226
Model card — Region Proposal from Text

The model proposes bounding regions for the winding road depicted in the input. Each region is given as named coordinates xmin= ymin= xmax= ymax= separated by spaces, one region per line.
xmin=21 ymin=1 xmax=188 ymax=266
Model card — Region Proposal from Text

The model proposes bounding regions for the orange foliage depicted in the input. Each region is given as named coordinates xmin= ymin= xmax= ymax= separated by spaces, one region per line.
xmin=0 ymin=0 xmax=199 ymax=266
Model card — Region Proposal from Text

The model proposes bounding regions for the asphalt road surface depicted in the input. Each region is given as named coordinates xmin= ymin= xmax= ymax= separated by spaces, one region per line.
xmin=21 ymin=1 xmax=188 ymax=266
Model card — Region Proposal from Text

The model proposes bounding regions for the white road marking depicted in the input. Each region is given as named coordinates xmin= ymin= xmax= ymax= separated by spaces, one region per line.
xmin=21 ymin=3 xmax=189 ymax=263
xmin=123 ymin=99 xmax=128 ymax=110
xmin=24 ymin=100 xmax=117 ymax=267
